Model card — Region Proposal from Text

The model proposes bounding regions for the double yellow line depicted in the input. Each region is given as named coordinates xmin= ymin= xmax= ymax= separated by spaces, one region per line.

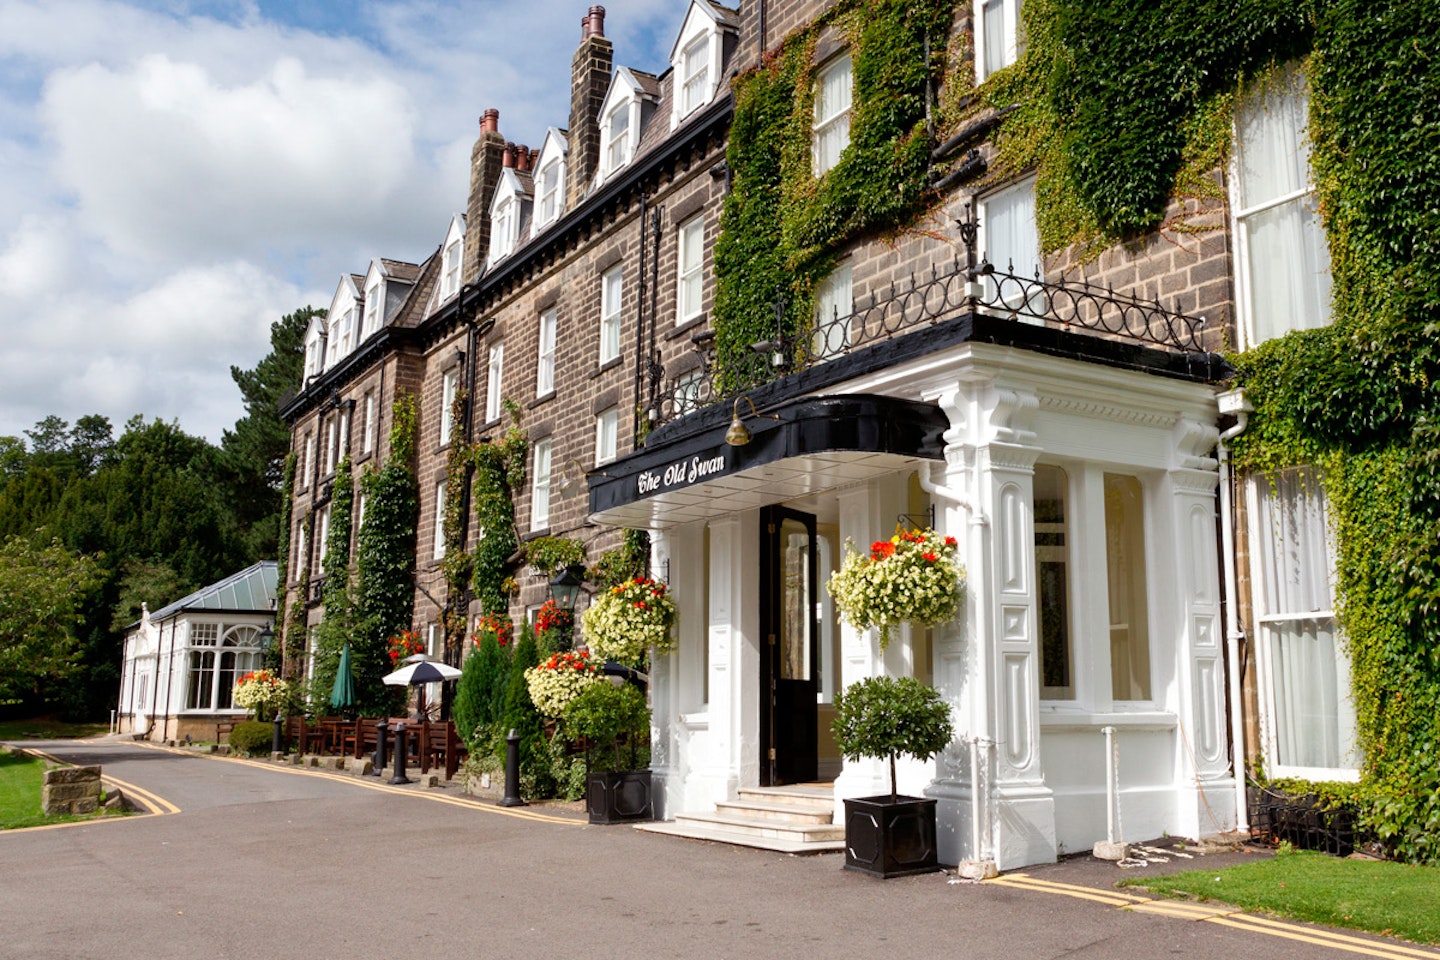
xmin=1 ymin=746 xmax=179 ymax=833
xmin=988 ymin=873 xmax=1440 ymax=960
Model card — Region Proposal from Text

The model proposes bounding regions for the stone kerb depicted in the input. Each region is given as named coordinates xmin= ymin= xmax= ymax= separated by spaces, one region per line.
xmin=42 ymin=764 xmax=102 ymax=815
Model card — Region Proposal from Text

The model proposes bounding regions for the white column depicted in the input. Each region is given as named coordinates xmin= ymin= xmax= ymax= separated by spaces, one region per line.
xmin=1163 ymin=421 xmax=1235 ymax=837
xmin=647 ymin=525 xmax=676 ymax=817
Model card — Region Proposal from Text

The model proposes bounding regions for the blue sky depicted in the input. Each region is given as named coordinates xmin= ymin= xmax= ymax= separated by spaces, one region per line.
xmin=0 ymin=0 xmax=684 ymax=444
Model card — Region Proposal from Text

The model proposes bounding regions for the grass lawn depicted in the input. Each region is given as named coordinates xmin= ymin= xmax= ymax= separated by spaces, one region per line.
xmin=0 ymin=717 xmax=109 ymax=741
xmin=1122 ymin=848 xmax=1440 ymax=945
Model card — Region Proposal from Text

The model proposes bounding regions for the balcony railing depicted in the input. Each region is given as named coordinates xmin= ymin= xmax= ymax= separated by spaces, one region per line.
xmin=647 ymin=239 xmax=1212 ymax=434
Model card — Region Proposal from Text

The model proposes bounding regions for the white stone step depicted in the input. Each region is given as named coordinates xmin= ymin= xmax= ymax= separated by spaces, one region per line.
xmin=714 ymin=798 xmax=833 ymax=824
xmin=670 ymin=810 xmax=844 ymax=843
xmin=736 ymin=784 xmax=836 ymax=807
xmin=635 ymin=818 xmax=846 ymax=855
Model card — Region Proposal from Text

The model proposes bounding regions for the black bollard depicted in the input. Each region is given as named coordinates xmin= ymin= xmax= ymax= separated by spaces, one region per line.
xmin=500 ymin=728 xmax=527 ymax=807
xmin=388 ymin=721 xmax=412 ymax=785
xmin=372 ymin=719 xmax=389 ymax=777
xmin=271 ymin=714 xmax=283 ymax=756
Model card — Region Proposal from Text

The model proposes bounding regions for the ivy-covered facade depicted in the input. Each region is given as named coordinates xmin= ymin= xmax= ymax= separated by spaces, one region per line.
xmin=278 ymin=0 xmax=1440 ymax=867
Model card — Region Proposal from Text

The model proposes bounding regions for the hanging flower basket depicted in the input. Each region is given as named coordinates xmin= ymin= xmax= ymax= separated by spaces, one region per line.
xmin=581 ymin=576 xmax=678 ymax=666
xmin=233 ymin=670 xmax=291 ymax=721
xmin=387 ymin=629 xmax=427 ymax=665
xmin=524 ymin=650 xmax=603 ymax=719
xmin=826 ymin=528 xmax=964 ymax=650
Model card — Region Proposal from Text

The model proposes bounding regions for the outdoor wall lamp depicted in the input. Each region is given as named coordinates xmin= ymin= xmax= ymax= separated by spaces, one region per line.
xmin=556 ymin=456 xmax=588 ymax=499
xmin=549 ymin=564 xmax=587 ymax=611
xmin=725 ymin=396 xmax=778 ymax=447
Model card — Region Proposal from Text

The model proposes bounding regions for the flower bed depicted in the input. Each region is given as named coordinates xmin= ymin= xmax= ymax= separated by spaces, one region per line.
xmin=826 ymin=528 xmax=963 ymax=650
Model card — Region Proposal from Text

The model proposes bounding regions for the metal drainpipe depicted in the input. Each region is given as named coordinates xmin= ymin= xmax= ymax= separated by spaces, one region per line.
xmin=633 ymin=193 xmax=648 ymax=441
xmin=1217 ymin=390 xmax=1252 ymax=832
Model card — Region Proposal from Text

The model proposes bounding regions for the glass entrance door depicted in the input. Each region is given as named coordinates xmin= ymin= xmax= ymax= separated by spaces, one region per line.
xmin=761 ymin=506 xmax=819 ymax=785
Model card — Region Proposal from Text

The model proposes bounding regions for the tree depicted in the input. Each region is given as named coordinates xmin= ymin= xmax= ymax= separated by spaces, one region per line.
xmin=222 ymin=306 xmax=316 ymax=559
xmin=0 ymin=537 xmax=103 ymax=705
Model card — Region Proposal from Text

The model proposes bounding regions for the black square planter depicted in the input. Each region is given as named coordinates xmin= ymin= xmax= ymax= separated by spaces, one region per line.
xmin=586 ymin=769 xmax=654 ymax=824
xmin=843 ymin=795 xmax=940 ymax=878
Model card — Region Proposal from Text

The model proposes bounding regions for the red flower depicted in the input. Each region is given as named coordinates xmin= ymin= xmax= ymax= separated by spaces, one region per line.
xmin=944 ymin=536 xmax=957 ymax=548
xmin=922 ymin=552 xmax=938 ymax=563
xmin=871 ymin=541 xmax=895 ymax=560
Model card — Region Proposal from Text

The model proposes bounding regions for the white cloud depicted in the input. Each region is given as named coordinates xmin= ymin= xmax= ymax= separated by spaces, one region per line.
xmin=0 ymin=0 xmax=686 ymax=446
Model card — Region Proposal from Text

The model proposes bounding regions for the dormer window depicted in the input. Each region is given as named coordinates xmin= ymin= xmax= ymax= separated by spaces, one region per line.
xmin=442 ymin=239 xmax=461 ymax=300
xmin=813 ymin=52 xmax=853 ymax=176
xmin=604 ymin=102 xmax=631 ymax=174
xmin=362 ymin=282 xmax=381 ymax=340
xmin=492 ymin=197 xmax=515 ymax=260
xmin=537 ymin=159 xmax=562 ymax=226
xmin=679 ymin=37 xmax=709 ymax=117
xmin=669 ymin=1 xmax=736 ymax=129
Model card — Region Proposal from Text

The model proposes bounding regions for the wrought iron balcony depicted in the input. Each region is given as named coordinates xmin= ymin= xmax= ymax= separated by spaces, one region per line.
xmin=646 ymin=228 xmax=1214 ymax=436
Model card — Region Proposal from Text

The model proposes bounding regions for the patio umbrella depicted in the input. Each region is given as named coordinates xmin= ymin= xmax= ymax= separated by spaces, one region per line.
xmin=381 ymin=660 xmax=462 ymax=686
xmin=330 ymin=643 xmax=357 ymax=711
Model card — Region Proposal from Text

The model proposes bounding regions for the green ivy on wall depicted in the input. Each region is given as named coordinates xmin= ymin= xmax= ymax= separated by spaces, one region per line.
xmin=712 ymin=0 xmax=957 ymax=381
xmin=269 ymin=451 xmax=295 ymax=674
xmin=1225 ymin=0 xmax=1440 ymax=863
xmin=307 ymin=454 xmax=355 ymax=707
xmin=469 ymin=399 xmax=528 ymax=616
xmin=353 ymin=392 xmax=419 ymax=716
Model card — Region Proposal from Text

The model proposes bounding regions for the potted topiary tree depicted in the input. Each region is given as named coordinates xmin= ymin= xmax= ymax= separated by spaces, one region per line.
xmin=832 ymin=675 xmax=955 ymax=878
xmin=563 ymin=680 xmax=653 ymax=824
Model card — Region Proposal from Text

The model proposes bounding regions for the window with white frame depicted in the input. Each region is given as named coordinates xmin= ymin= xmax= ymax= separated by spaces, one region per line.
xmin=301 ymin=432 xmax=313 ymax=487
xmin=537 ymin=158 xmax=562 ymax=228
xmin=531 ymin=438 xmax=552 ymax=531
xmin=679 ymin=35 xmax=710 ymax=118
xmin=295 ymin=520 xmax=308 ymax=575
xmin=975 ymin=0 xmax=1023 ymax=82
xmin=600 ymin=265 xmax=623 ymax=363
xmin=338 ymin=405 xmax=350 ymax=460
xmin=1251 ymin=467 xmax=1358 ymax=777
xmin=812 ymin=52 xmax=853 ymax=176
xmin=1034 ymin=464 xmax=1153 ymax=705
xmin=323 ymin=416 xmax=337 ymax=475
xmin=603 ymin=101 xmax=632 ymax=176
xmin=363 ymin=281 xmax=381 ymax=339
xmin=334 ymin=307 xmax=354 ymax=360
xmin=185 ymin=623 xmax=263 ymax=712
xmin=812 ymin=261 xmax=852 ymax=360
xmin=537 ymin=307 xmax=557 ymax=397
xmin=978 ymin=177 xmax=1043 ymax=315
xmin=492 ymin=197 xmax=516 ymax=260
xmin=1233 ymin=65 xmax=1332 ymax=347
xmin=362 ymin=392 xmax=376 ymax=455
xmin=595 ymin=407 xmax=619 ymax=465
xmin=317 ymin=504 xmax=331 ymax=560
xmin=440 ymin=367 xmax=459 ymax=445
xmin=677 ymin=215 xmax=704 ymax=324
xmin=356 ymin=491 xmax=367 ymax=532
xmin=485 ymin=343 xmax=504 ymax=422
xmin=305 ymin=332 xmax=324 ymax=379
xmin=442 ymin=238 xmax=462 ymax=301
xmin=433 ymin=480 xmax=447 ymax=561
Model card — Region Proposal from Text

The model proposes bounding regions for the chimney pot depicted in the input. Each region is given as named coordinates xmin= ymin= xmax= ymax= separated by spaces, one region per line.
xmin=480 ymin=108 xmax=499 ymax=134
xmin=502 ymin=142 xmax=515 ymax=168
xmin=586 ymin=5 xmax=605 ymax=38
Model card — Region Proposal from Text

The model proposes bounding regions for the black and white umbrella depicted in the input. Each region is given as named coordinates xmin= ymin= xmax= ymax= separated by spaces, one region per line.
xmin=382 ymin=660 xmax=462 ymax=686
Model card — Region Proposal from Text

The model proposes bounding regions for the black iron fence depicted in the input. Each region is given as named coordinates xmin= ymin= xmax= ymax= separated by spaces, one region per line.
xmin=648 ymin=251 xmax=1212 ymax=432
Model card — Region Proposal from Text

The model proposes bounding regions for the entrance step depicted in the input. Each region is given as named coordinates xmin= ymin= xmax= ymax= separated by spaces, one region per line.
xmin=634 ymin=784 xmax=845 ymax=855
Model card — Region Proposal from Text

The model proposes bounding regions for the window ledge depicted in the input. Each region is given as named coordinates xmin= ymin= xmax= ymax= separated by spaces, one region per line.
xmin=528 ymin=392 xmax=555 ymax=410
xmin=667 ymin=315 xmax=708 ymax=341
xmin=593 ymin=357 xmax=623 ymax=378
xmin=679 ymin=711 xmax=710 ymax=731
xmin=1038 ymin=708 xmax=1175 ymax=732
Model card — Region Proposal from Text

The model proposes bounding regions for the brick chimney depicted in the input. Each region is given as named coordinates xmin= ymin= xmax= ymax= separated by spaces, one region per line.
xmin=567 ymin=5 xmax=613 ymax=209
xmin=464 ymin=108 xmax=507 ymax=282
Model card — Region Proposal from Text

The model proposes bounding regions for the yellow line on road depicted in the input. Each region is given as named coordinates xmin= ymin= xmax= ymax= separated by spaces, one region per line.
xmin=984 ymin=872 xmax=1440 ymax=960
xmin=0 ymin=746 xmax=179 ymax=833
xmin=133 ymin=740 xmax=583 ymax=826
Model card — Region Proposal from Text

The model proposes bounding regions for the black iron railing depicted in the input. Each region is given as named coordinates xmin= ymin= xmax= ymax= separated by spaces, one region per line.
xmin=647 ymin=227 xmax=1211 ymax=432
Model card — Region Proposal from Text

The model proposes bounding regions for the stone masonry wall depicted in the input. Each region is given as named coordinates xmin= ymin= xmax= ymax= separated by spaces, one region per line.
xmin=42 ymin=764 xmax=102 ymax=816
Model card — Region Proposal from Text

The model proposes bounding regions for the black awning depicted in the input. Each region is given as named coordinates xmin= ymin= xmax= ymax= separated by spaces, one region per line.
xmin=588 ymin=394 xmax=948 ymax=527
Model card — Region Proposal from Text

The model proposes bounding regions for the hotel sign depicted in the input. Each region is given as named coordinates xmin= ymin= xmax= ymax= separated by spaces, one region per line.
xmin=636 ymin=452 xmax=728 ymax=496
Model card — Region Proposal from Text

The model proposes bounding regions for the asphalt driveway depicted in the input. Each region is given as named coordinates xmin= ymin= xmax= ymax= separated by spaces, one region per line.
xmin=1 ymin=738 xmax=1434 ymax=960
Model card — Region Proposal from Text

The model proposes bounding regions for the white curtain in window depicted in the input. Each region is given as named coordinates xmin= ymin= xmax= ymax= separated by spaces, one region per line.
xmin=812 ymin=262 xmax=852 ymax=360
xmin=812 ymin=54 xmax=852 ymax=175
xmin=1253 ymin=467 xmax=1358 ymax=773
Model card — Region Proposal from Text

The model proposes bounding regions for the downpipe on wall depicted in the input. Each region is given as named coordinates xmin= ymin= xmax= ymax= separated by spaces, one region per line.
xmin=1216 ymin=388 xmax=1252 ymax=833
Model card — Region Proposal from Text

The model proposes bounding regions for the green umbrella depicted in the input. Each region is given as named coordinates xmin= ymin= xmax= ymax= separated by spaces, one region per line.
xmin=330 ymin=643 xmax=357 ymax=712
